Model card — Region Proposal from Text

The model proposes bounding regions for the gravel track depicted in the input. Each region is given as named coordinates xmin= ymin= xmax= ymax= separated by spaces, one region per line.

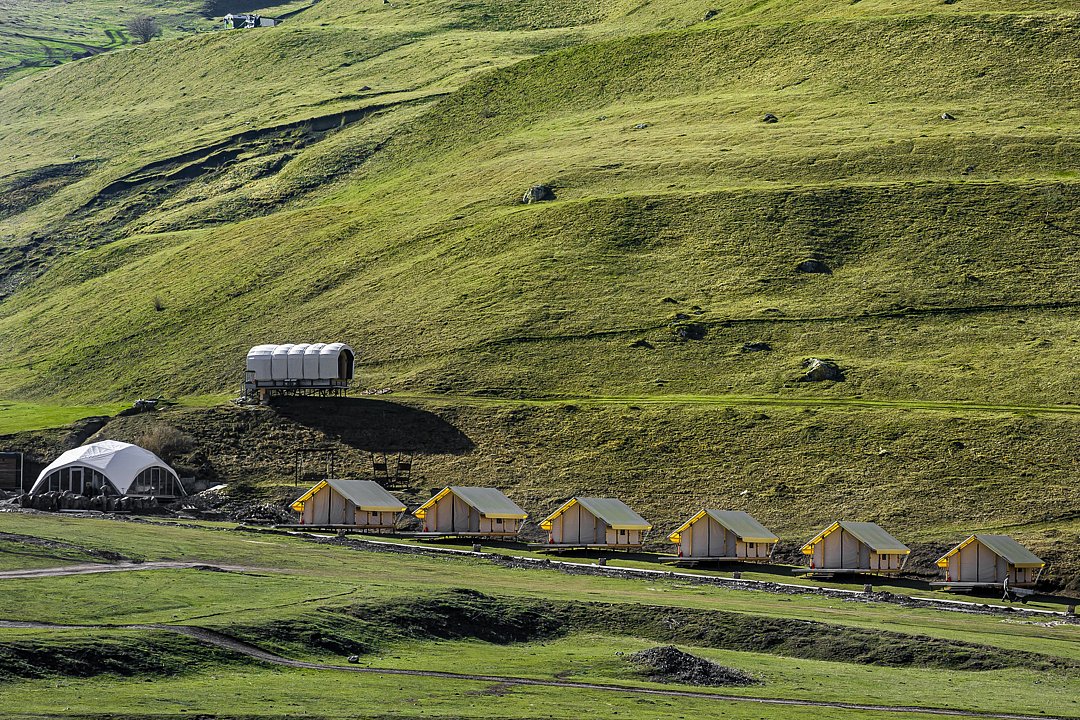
xmin=0 ymin=561 xmax=258 ymax=579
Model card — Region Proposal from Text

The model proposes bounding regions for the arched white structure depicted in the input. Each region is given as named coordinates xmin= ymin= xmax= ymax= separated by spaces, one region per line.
xmin=30 ymin=441 xmax=184 ymax=498
xmin=244 ymin=342 xmax=355 ymax=398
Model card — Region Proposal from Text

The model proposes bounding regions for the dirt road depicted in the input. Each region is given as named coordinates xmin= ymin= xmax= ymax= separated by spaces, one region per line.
xmin=0 ymin=561 xmax=255 ymax=579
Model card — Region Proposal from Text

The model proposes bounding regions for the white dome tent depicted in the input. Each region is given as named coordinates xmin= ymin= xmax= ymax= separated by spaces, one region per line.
xmin=244 ymin=342 xmax=355 ymax=399
xmin=30 ymin=440 xmax=185 ymax=499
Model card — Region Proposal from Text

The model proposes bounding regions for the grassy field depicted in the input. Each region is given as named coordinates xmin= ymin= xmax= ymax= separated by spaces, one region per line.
xmin=0 ymin=400 xmax=127 ymax=435
xmin=0 ymin=513 xmax=1077 ymax=719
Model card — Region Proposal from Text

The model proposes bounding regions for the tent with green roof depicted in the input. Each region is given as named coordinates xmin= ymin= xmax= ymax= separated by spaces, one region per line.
xmin=289 ymin=479 xmax=405 ymax=530
xmin=667 ymin=510 xmax=779 ymax=561
xmin=932 ymin=534 xmax=1045 ymax=588
xmin=413 ymin=486 xmax=527 ymax=537
xmin=797 ymin=521 xmax=910 ymax=575
xmin=537 ymin=497 xmax=651 ymax=549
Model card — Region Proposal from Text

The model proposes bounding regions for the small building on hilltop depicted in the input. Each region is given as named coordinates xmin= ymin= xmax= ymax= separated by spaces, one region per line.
xmin=30 ymin=440 xmax=184 ymax=499
xmin=289 ymin=479 xmax=406 ymax=531
xmin=538 ymin=497 xmax=652 ymax=550
xmin=244 ymin=342 xmax=354 ymax=400
xmin=932 ymin=534 xmax=1045 ymax=590
xmin=223 ymin=13 xmax=279 ymax=29
xmin=798 ymin=521 xmax=909 ymax=576
xmin=413 ymin=487 xmax=527 ymax=537
xmin=667 ymin=510 xmax=778 ymax=562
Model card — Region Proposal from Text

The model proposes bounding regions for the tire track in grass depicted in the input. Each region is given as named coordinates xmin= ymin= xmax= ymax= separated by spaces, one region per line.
xmin=0 ymin=620 xmax=1074 ymax=720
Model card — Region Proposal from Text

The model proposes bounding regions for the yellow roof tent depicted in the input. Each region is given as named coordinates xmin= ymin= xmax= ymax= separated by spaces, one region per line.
xmin=413 ymin=486 xmax=528 ymax=520
xmin=934 ymin=534 xmax=1045 ymax=569
xmin=668 ymin=510 xmax=779 ymax=545
xmin=800 ymin=521 xmax=910 ymax=555
xmin=540 ymin=497 xmax=652 ymax=531
xmin=290 ymin=479 xmax=406 ymax=513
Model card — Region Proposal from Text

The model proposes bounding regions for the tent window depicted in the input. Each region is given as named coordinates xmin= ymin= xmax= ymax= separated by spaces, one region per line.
xmin=132 ymin=467 xmax=180 ymax=497
xmin=41 ymin=467 xmax=113 ymax=495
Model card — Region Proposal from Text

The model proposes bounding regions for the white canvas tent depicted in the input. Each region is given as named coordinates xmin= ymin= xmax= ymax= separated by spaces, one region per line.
xmin=413 ymin=486 xmax=527 ymax=537
xmin=797 ymin=521 xmax=909 ymax=575
xmin=667 ymin=510 xmax=779 ymax=561
xmin=932 ymin=534 xmax=1045 ymax=589
xmin=289 ymin=479 xmax=406 ymax=530
xmin=30 ymin=440 xmax=184 ymax=498
xmin=538 ymin=497 xmax=652 ymax=549
xmin=244 ymin=342 xmax=354 ymax=398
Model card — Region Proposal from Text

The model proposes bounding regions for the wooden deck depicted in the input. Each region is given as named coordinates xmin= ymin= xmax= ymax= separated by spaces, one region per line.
xmin=794 ymin=567 xmax=905 ymax=577
xmin=659 ymin=555 xmax=773 ymax=564
xmin=276 ymin=524 xmax=397 ymax=533
xmin=404 ymin=531 xmax=521 ymax=539
xmin=529 ymin=542 xmax=645 ymax=552
xmin=929 ymin=581 xmax=1036 ymax=592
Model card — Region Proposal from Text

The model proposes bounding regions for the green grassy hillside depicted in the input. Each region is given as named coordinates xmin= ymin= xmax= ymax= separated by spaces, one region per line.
xmin=0 ymin=0 xmax=1077 ymax=581
xmin=0 ymin=0 xmax=205 ymax=85
xmin=0 ymin=1 xmax=321 ymax=85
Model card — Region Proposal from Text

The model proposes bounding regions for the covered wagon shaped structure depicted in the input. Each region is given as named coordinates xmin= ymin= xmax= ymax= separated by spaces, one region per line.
xmin=537 ymin=497 xmax=651 ymax=550
xmin=931 ymin=535 xmax=1045 ymax=591
xmin=244 ymin=343 xmax=354 ymax=400
xmin=666 ymin=510 xmax=778 ymax=562
xmin=797 ymin=521 xmax=909 ymax=576
xmin=30 ymin=440 xmax=185 ymax=499
xmin=288 ymin=479 xmax=405 ymax=531
xmin=413 ymin=487 xmax=527 ymax=538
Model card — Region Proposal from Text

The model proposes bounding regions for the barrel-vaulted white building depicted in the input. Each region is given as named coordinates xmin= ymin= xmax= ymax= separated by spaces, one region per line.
xmin=30 ymin=440 xmax=184 ymax=499
xmin=244 ymin=343 xmax=354 ymax=399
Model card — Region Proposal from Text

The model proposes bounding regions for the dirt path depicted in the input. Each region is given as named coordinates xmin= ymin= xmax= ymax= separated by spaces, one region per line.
xmin=0 ymin=620 xmax=1073 ymax=720
xmin=0 ymin=561 xmax=255 ymax=579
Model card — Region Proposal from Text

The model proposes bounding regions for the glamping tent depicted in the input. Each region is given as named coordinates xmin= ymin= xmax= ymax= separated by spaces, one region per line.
xmin=667 ymin=510 xmax=778 ymax=561
xmin=30 ymin=441 xmax=184 ymax=499
xmin=798 ymin=521 xmax=909 ymax=575
xmin=932 ymin=535 xmax=1045 ymax=589
xmin=413 ymin=487 xmax=527 ymax=537
xmin=539 ymin=497 xmax=652 ymax=549
xmin=244 ymin=343 xmax=354 ymax=399
xmin=289 ymin=479 xmax=406 ymax=530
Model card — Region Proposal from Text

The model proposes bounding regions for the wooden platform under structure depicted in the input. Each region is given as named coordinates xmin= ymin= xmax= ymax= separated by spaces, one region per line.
xmin=659 ymin=555 xmax=774 ymax=565
xmin=794 ymin=567 xmax=905 ymax=578
xmin=529 ymin=542 xmax=645 ymax=552
xmin=404 ymin=531 xmax=521 ymax=540
xmin=275 ymin=524 xmax=397 ymax=534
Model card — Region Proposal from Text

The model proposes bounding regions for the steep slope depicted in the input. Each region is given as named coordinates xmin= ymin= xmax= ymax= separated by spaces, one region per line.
xmin=0 ymin=2 xmax=1076 ymax=402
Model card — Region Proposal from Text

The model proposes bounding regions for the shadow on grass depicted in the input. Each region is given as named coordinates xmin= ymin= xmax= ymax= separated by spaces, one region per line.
xmin=270 ymin=397 xmax=475 ymax=454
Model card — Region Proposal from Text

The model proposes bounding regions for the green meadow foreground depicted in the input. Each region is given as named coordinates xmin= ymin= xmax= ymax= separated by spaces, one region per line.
xmin=0 ymin=512 xmax=1078 ymax=719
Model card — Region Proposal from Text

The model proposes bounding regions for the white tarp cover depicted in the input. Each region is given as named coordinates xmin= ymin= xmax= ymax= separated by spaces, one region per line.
xmin=31 ymin=440 xmax=180 ymax=495
xmin=246 ymin=343 xmax=354 ymax=381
